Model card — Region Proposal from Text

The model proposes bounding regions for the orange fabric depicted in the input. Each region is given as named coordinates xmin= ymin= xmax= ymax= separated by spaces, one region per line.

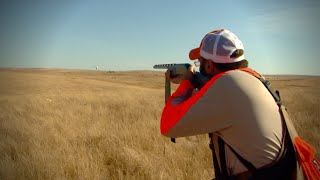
xmin=189 ymin=47 xmax=200 ymax=60
xmin=171 ymin=80 xmax=194 ymax=98
xmin=294 ymin=137 xmax=320 ymax=180
xmin=237 ymin=68 xmax=262 ymax=78
xmin=295 ymin=137 xmax=316 ymax=162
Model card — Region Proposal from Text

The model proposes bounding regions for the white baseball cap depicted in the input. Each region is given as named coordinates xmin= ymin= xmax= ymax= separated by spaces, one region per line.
xmin=189 ymin=29 xmax=245 ymax=63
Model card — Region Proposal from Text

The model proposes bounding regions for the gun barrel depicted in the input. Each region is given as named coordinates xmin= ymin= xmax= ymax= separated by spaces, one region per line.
xmin=153 ymin=64 xmax=178 ymax=69
xmin=153 ymin=63 xmax=191 ymax=69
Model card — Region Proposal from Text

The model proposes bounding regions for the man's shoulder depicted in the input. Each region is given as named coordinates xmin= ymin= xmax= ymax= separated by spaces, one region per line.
xmin=215 ymin=69 xmax=262 ymax=86
xmin=203 ymin=69 xmax=271 ymax=104
xmin=224 ymin=69 xmax=260 ymax=77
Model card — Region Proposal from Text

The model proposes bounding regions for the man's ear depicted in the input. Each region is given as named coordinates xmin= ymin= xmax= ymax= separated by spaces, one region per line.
xmin=206 ymin=60 xmax=220 ymax=75
xmin=205 ymin=60 xmax=214 ymax=74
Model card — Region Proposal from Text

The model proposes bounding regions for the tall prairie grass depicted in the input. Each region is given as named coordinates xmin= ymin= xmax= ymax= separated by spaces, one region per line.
xmin=0 ymin=69 xmax=319 ymax=179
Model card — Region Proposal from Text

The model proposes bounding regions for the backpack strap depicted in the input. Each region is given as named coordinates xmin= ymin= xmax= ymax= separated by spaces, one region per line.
xmin=209 ymin=133 xmax=222 ymax=180
xmin=223 ymin=139 xmax=257 ymax=173
xmin=218 ymin=137 xmax=229 ymax=179
xmin=259 ymin=78 xmax=281 ymax=105
xmin=211 ymin=136 xmax=258 ymax=179
xmin=240 ymin=68 xmax=281 ymax=105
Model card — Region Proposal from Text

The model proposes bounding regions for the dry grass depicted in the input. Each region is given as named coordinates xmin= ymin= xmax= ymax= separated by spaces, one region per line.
xmin=266 ymin=76 xmax=320 ymax=153
xmin=0 ymin=69 xmax=319 ymax=180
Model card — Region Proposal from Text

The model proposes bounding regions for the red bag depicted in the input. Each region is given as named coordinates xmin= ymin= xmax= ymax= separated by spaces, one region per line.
xmin=280 ymin=106 xmax=320 ymax=180
xmin=294 ymin=137 xmax=320 ymax=180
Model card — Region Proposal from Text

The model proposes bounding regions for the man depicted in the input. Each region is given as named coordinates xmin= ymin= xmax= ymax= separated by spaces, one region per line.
xmin=160 ymin=29 xmax=296 ymax=179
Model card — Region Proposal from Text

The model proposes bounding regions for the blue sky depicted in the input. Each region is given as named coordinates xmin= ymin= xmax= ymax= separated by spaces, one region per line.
xmin=0 ymin=0 xmax=319 ymax=75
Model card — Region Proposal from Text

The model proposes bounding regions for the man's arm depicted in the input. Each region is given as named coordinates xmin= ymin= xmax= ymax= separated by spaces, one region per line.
xmin=160 ymin=68 xmax=236 ymax=138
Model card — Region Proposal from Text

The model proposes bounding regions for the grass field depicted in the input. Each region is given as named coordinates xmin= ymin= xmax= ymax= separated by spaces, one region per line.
xmin=0 ymin=69 xmax=319 ymax=179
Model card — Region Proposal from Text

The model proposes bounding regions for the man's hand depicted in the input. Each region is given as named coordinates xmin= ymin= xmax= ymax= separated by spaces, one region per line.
xmin=165 ymin=65 xmax=196 ymax=84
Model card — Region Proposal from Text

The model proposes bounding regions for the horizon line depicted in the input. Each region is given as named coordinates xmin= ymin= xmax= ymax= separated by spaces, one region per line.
xmin=1 ymin=67 xmax=319 ymax=77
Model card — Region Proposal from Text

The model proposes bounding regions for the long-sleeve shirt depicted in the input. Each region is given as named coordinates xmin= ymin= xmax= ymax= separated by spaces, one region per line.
xmin=160 ymin=69 xmax=284 ymax=175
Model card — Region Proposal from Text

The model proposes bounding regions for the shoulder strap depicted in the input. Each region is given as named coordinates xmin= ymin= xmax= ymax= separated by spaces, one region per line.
xmin=279 ymin=106 xmax=298 ymax=142
xmin=219 ymin=137 xmax=257 ymax=175
xmin=209 ymin=133 xmax=222 ymax=180
xmin=218 ymin=137 xmax=229 ymax=178
xmin=259 ymin=78 xmax=282 ymax=105
xmin=239 ymin=68 xmax=281 ymax=105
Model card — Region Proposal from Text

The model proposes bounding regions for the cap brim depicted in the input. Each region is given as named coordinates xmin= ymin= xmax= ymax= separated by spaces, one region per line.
xmin=189 ymin=47 xmax=200 ymax=60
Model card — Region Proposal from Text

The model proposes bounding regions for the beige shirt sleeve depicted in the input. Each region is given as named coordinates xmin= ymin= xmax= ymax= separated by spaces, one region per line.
xmin=165 ymin=70 xmax=283 ymax=175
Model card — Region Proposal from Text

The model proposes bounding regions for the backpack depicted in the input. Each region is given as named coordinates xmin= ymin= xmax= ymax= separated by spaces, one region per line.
xmin=209 ymin=68 xmax=320 ymax=180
